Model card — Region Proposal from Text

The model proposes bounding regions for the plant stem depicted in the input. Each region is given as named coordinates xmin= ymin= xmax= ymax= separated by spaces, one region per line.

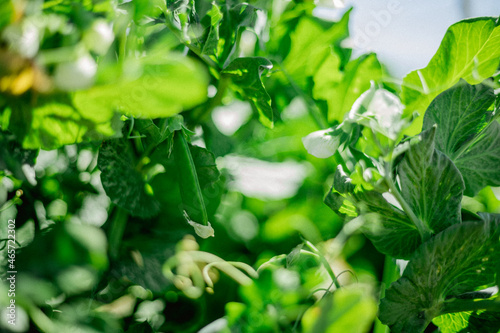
xmin=333 ymin=150 xmax=349 ymax=173
xmin=374 ymin=256 xmax=399 ymax=333
xmin=304 ymin=240 xmax=341 ymax=290
xmin=108 ymin=207 xmax=128 ymax=260
xmin=384 ymin=164 xmax=432 ymax=242
xmin=442 ymin=298 xmax=500 ymax=314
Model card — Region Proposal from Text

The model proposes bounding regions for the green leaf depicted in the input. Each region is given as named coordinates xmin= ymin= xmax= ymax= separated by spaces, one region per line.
xmin=402 ymin=17 xmax=500 ymax=135
xmin=217 ymin=3 xmax=262 ymax=65
xmin=98 ymin=137 xmax=160 ymax=218
xmin=326 ymin=166 xmax=420 ymax=259
xmin=172 ymin=130 xmax=212 ymax=236
xmin=189 ymin=144 xmax=220 ymax=189
xmin=301 ymin=286 xmax=377 ymax=333
xmin=73 ymin=55 xmax=209 ymax=119
xmin=319 ymin=53 xmax=383 ymax=124
xmin=379 ymin=216 xmax=500 ymax=333
xmin=422 ymin=81 xmax=499 ymax=196
xmin=222 ymin=57 xmax=273 ymax=128
xmin=201 ymin=3 xmax=223 ymax=57
xmin=0 ymin=130 xmax=38 ymax=183
xmin=6 ymin=95 xmax=118 ymax=149
xmin=398 ymin=127 xmax=465 ymax=235
xmin=283 ymin=9 xmax=350 ymax=89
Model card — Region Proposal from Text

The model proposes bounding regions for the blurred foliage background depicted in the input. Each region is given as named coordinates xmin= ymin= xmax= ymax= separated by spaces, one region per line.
xmin=0 ymin=0 xmax=499 ymax=332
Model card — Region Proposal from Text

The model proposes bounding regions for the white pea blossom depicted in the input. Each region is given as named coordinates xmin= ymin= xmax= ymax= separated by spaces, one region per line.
xmin=347 ymin=82 xmax=404 ymax=140
xmin=302 ymin=127 xmax=341 ymax=158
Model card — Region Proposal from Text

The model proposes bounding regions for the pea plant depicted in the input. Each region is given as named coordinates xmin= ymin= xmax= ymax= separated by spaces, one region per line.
xmin=0 ymin=0 xmax=499 ymax=332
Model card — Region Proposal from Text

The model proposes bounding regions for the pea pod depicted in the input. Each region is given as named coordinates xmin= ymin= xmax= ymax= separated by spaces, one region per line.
xmin=173 ymin=129 xmax=214 ymax=238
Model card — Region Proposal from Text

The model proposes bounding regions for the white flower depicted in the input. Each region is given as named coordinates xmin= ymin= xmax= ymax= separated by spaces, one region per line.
xmin=83 ymin=20 xmax=114 ymax=55
xmin=54 ymin=54 xmax=97 ymax=91
xmin=347 ymin=82 xmax=404 ymax=140
xmin=302 ymin=127 xmax=341 ymax=158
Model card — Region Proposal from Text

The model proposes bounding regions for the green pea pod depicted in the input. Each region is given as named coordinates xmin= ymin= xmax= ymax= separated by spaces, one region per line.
xmin=173 ymin=129 xmax=214 ymax=238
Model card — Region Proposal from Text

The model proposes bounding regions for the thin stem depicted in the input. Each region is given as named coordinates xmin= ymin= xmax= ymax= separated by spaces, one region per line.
xmin=374 ymin=256 xmax=399 ymax=333
xmin=442 ymin=298 xmax=500 ymax=314
xmin=191 ymin=77 xmax=230 ymax=121
xmin=108 ymin=207 xmax=128 ymax=260
xmin=304 ymin=240 xmax=341 ymax=290
xmin=333 ymin=150 xmax=349 ymax=174
xmin=384 ymin=163 xmax=432 ymax=242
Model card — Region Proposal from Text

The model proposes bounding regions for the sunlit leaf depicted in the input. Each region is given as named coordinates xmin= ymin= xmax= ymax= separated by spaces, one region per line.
xmin=73 ymin=55 xmax=209 ymax=119
xmin=402 ymin=17 xmax=500 ymax=134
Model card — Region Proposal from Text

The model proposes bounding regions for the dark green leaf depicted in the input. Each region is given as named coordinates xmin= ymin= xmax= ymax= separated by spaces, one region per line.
xmin=398 ymin=127 xmax=464 ymax=234
xmin=217 ymin=3 xmax=261 ymax=65
xmin=0 ymin=130 xmax=38 ymax=182
xmin=401 ymin=17 xmax=500 ymax=135
xmin=189 ymin=144 xmax=220 ymax=189
xmin=326 ymin=167 xmax=420 ymax=259
xmin=222 ymin=57 xmax=273 ymax=128
xmin=422 ymin=81 xmax=499 ymax=196
xmin=98 ymin=138 xmax=160 ymax=218
xmin=379 ymin=216 xmax=500 ymax=333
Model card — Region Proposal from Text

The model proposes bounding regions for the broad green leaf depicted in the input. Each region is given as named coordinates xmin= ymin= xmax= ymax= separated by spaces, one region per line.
xmin=379 ymin=216 xmax=500 ymax=333
xmin=320 ymin=54 xmax=383 ymax=123
xmin=398 ymin=127 xmax=464 ymax=235
xmin=402 ymin=17 xmax=500 ymax=134
xmin=325 ymin=166 xmax=420 ymax=259
xmin=422 ymin=81 xmax=499 ymax=196
xmin=284 ymin=10 xmax=350 ymax=89
xmin=6 ymin=95 xmax=118 ymax=149
xmin=222 ymin=57 xmax=273 ymax=128
xmin=73 ymin=55 xmax=209 ymax=119
xmin=434 ymin=311 xmax=500 ymax=333
xmin=301 ymin=286 xmax=377 ymax=333
xmin=98 ymin=137 xmax=160 ymax=218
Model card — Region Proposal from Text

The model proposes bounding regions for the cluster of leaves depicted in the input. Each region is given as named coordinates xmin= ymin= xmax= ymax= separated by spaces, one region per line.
xmin=316 ymin=17 xmax=500 ymax=333
xmin=0 ymin=0 xmax=499 ymax=333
